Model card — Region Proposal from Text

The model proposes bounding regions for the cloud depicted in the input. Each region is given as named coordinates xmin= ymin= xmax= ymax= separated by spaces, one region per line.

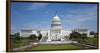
xmin=27 ymin=3 xmax=48 ymax=10
xmin=60 ymin=5 xmax=97 ymax=32
xmin=13 ymin=21 xmax=50 ymax=31
xmin=11 ymin=26 xmax=16 ymax=30
xmin=11 ymin=26 xmax=19 ymax=35
xmin=14 ymin=11 xmax=21 ymax=16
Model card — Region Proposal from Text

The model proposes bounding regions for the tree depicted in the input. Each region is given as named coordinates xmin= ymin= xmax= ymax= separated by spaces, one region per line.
xmin=10 ymin=35 xmax=14 ymax=39
xmin=14 ymin=34 xmax=21 ymax=42
xmin=38 ymin=34 xmax=42 ymax=40
xmin=90 ymin=31 xmax=95 ymax=35
xmin=29 ymin=34 xmax=37 ymax=40
xmin=94 ymin=33 xmax=98 ymax=38
xmin=14 ymin=32 xmax=20 ymax=40
xmin=81 ymin=33 xmax=87 ymax=39
xmin=15 ymin=33 xmax=20 ymax=36
xmin=70 ymin=32 xmax=81 ymax=39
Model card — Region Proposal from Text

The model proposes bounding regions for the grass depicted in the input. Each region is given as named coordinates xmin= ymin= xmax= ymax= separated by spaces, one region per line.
xmin=10 ymin=39 xmax=28 ymax=49
xmin=25 ymin=44 xmax=86 ymax=51
xmin=83 ymin=38 xmax=98 ymax=46
xmin=72 ymin=37 xmax=98 ymax=46
xmin=10 ymin=39 xmax=39 ymax=49
xmin=73 ymin=43 xmax=94 ymax=48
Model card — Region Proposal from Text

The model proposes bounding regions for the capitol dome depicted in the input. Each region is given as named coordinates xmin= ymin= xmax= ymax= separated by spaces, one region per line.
xmin=51 ymin=11 xmax=62 ymax=28
xmin=52 ymin=15 xmax=60 ymax=22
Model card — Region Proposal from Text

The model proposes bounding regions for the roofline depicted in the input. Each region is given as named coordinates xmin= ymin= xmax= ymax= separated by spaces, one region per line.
xmin=20 ymin=29 xmax=38 ymax=31
xmin=75 ymin=28 xmax=89 ymax=30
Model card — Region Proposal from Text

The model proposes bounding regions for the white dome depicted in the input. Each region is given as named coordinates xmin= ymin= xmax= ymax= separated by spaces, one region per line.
xmin=52 ymin=16 xmax=60 ymax=22
xmin=51 ymin=11 xmax=62 ymax=29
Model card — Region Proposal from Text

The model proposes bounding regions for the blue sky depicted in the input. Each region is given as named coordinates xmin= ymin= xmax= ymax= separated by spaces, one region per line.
xmin=10 ymin=2 xmax=98 ymax=34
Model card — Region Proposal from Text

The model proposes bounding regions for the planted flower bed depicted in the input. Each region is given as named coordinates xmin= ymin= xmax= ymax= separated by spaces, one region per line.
xmin=17 ymin=43 xmax=91 ymax=51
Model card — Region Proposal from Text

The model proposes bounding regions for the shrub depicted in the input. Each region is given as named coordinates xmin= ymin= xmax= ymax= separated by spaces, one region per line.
xmin=81 ymin=33 xmax=87 ymax=39
xmin=90 ymin=31 xmax=95 ymax=35
xmin=14 ymin=35 xmax=21 ymax=42
xmin=70 ymin=32 xmax=81 ymax=39
xmin=38 ymin=34 xmax=42 ymax=40
xmin=29 ymin=34 xmax=37 ymax=40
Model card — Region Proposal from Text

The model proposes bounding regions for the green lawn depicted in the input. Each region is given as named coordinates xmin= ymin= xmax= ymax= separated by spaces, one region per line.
xmin=10 ymin=38 xmax=39 ymax=49
xmin=25 ymin=44 xmax=86 ymax=51
xmin=72 ymin=37 xmax=98 ymax=46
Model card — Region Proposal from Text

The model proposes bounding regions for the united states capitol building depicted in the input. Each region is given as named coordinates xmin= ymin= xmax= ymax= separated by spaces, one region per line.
xmin=20 ymin=11 xmax=90 ymax=42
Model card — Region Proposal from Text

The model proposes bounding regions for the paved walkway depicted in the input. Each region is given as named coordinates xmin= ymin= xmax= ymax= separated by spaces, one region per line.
xmin=77 ymin=43 xmax=98 ymax=48
xmin=11 ymin=42 xmax=98 ymax=51
xmin=39 ymin=41 xmax=73 ymax=44
xmin=10 ymin=44 xmax=33 ymax=51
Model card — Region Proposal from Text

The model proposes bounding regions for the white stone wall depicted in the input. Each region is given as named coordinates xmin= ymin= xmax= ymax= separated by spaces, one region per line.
xmin=20 ymin=33 xmax=33 ymax=37
xmin=42 ymin=29 xmax=72 ymax=40
xmin=74 ymin=29 xmax=90 ymax=37
xmin=87 ymin=30 xmax=90 ymax=37
xmin=32 ymin=31 xmax=38 ymax=36
xmin=40 ymin=29 xmax=48 ymax=37
xmin=20 ymin=28 xmax=90 ymax=39
xmin=89 ymin=35 xmax=94 ymax=37
xmin=20 ymin=29 xmax=38 ymax=37
xmin=61 ymin=29 xmax=72 ymax=37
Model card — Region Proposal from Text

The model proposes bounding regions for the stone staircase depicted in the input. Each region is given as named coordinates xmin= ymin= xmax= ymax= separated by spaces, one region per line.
xmin=64 ymin=36 xmax=70 ymax=41
xmin=39 ymin=36 xmax=48 ymax=42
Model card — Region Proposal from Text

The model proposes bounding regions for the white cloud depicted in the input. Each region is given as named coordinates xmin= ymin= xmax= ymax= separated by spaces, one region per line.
xmin=60 ymin=5 xmax=97 ymax=32
xmin=11 ymin=26 xmax=16 ymax=30
xmin=27 ymin=3 xmax=48 ymax=10
xmin=15 ymin=11 xmax=21 ymax=16
xmin=11 ymin=26 xmax=19 ymax=35
xmin=15 ymin=21 xmax=50 ymax=31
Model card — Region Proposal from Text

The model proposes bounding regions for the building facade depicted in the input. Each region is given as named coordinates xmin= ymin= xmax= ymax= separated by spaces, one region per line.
xmin=20 ymin=29 xmax=39 ymax=37
xmin=20 ymin=11 xmax=90 ymax=42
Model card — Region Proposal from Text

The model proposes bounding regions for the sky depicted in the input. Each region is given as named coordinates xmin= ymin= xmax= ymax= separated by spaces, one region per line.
xmin=10 ymin=2 xmax=98 ymax=34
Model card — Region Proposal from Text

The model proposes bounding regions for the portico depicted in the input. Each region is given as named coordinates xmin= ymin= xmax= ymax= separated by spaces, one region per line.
xmin=40 ymin=11 xmax=72 ymax=42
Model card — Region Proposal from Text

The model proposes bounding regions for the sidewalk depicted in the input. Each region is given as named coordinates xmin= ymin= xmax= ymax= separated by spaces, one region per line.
xmin=10 ymin=44 xmax=33 ymax=51
xmin=77 ymin=43 xmax=98 ymax=48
